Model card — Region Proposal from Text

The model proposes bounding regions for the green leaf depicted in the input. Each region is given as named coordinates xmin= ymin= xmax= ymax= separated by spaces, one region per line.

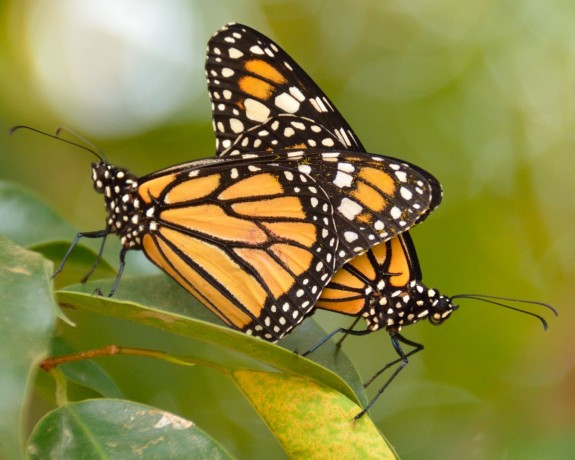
xmin=56 ymin=276 xmax=364 ymax=407
xmin=26 ymin=399 xmax=234 ymax=459
xmin=0 ymin=236 xmax=56 ymax=459
xmin=0 ymin=181 xmax=75 ymax=247
xmin=232 ymin=370 xmax=397 ymax=460
xmin=31 ymin=241 xmax=116 ymax=290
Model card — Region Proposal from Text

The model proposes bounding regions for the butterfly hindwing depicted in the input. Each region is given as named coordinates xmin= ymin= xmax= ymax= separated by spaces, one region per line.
xmin=221 ymin=114 xmax=345 ymax=156
xmin=316 ymin=232 xmax=422 ymax=316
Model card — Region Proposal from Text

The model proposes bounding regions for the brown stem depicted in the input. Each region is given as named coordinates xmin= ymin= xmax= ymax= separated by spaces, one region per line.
xmin=40 ymin=345 xmax=197 ymax=372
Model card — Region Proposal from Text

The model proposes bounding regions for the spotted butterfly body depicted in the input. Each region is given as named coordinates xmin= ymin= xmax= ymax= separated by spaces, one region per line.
xmin=206 ymin=23 xmax=455 ymax=337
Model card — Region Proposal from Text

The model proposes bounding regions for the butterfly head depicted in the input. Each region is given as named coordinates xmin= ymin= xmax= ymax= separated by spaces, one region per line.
xmin=428 ymin=293 xmax=459 ymax=326
xmin=365 ymin=280 xmax=458 ymax=332
xmin=91 ymin=162 xmax=137 ymax=194
xmin=378 ymin=285 xmax=557 ymax=332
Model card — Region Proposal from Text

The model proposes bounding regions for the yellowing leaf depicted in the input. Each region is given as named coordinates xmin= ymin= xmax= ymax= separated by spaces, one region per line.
xmin=232 ymin=369 xmax=397 ymax=460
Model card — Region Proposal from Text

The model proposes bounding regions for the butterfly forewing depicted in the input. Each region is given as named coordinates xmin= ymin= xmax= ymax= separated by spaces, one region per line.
xmin=206 ymin=23 xmax=364 ymax=154
xmin=136 ymin=158 xmax=338 ymax=341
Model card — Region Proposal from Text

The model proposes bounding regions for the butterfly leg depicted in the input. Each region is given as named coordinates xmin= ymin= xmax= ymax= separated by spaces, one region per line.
xmin=53 ymin=229 xmax=110 ymax=280
xmin=335 ymin=317 xmax=362 ymax=348
xmin=355 ymin=332 xmax=423 ymax=419
xmin=80 ymin=233 xmax=108 ymax=282
xmin=107 ymin=246 xmax=127 ymax=297
xmin=303 ymin=326 xmax=372 ymax=357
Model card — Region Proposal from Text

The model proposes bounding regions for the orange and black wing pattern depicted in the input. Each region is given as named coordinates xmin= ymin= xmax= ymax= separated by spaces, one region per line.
xmin=94 ymin=145 xmax=442 ymax=341
xmin=206 ymin=23 xmax=365 ymax=154
xmin=205 ymin=23 xmax=443 ymax=325
xmin=95 ymin=154 xmax=337 ymax=341
xmin=206 ymin=24 xmax=442 ymax=266
xmin=214 ymin=131 xmax=441 ymax=331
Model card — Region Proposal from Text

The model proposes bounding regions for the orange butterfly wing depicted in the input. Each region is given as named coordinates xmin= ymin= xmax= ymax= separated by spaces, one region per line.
xmin=135 ymin=159 xmax=338 ymax=340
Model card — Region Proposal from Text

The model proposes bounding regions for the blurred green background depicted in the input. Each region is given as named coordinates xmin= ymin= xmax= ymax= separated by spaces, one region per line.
xmin=1 ymin=0 xmax=574 ymax=458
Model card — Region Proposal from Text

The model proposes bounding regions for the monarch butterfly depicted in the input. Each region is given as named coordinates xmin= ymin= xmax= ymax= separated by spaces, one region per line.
xmin=11 ymin=123 xmax=441 ymax=343
xmin=206 ymin=23 xmax=557 ymax=416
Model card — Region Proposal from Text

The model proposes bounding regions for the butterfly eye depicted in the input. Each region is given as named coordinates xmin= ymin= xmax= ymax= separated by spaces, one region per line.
xmin=429 ymin=311 xmax=449 ymax=326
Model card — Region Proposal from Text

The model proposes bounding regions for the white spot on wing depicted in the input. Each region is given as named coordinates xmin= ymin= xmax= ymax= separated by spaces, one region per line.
xmin=338 ymin=163 xmax=355 ymax=173
xmin=338 ymin=198 xmax=363 ymax=220
xmin=333 ymin=171 xmax=353 ymax=188
xmin=275 ymin=93 xmax=300 ymax=113
xmin=244 ymin=98 xmax=270 ymax=122
xmin=400 ymin=187 xmax=413 ymax=200
xmin=289 ymin=86 xmax=306 ymax=102
xmin=228 ymin=48 xmax=243 ymax=59
xmin=344 ymin=231 xmax=358 ymax=242
xmin=229 ymin=118 xmax=244 ymax=133
xmin=395 ymin=171 xmax=407 ymax=182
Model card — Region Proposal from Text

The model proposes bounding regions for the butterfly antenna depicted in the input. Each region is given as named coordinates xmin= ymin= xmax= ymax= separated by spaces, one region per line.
xmin=451 ymin=294 xmax=557 ymax=331
xmin=54 ymin=126 xmax=108 ymax=162
xmin=9 ymin=125 xmax=107 ymax=163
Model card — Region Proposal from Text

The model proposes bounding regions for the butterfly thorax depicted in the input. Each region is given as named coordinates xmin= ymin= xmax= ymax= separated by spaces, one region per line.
xmin=363 ymin=280 xmax=457 ymax=332
xmin=91 ymin=162 xmax=145 ymax=249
